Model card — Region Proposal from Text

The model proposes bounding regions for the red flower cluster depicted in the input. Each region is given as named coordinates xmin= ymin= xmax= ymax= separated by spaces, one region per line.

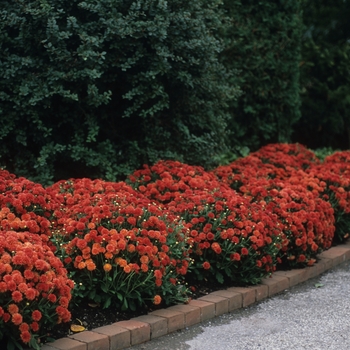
xmin=129 ymin=160 xmax=282 ymax=285
xmin=128 ymin=160 xmax=230 ymax=204
xmin=0 ymin=229 xmax=73 ymax=346
xmin=213 ymin=145 xmax=338 ymax=267
xmin=0 ymin=170 xmax=57 ymax=240
xmin=239 ymin=176 xmax=335 ymax=267
xmin=306 ymin=160 xmax=350 ymax=243
xmin=48 ymin=178 xmax=190 ymax=309
xmin=213 ymin=143 xmax=318 ymax=191
xmin=1 ymin=143 xmax=350 ymax=348
xmin=250 ymin=143 xmax=320 ymax=170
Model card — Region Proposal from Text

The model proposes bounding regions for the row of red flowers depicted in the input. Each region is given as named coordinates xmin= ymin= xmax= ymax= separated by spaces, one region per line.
xmin=1 ymin=144 xmax=350 ymax=348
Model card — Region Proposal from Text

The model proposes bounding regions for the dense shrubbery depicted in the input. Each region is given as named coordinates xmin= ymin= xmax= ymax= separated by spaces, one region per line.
xmin=2 ymin=144 xmax=350 ymax=348
xmin=220 ymin=0 xmax=302 ymax=153
xmin=1 ymin=0 xmax=347 ymax=187
xmin=293 ymin=0 xmax=350 ymax=149
xmin=0 ymin=0 xmax=239 ymax=185
xmin=127 ymin=160 xmax=282 ymax=285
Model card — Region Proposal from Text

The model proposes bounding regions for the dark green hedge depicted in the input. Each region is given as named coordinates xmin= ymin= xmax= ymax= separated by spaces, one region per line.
xmin=0 ymin=0 xmax=239 ymax=185
xmin=292 ymin=0 xmax=350 ymax=149
xmin=220 ymin=0 xmax=302 ymax=154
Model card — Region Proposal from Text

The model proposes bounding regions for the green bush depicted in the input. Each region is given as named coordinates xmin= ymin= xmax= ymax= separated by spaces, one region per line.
xmin=0 ymin=0 xmax=239 ymax=185
xmin=293 ymin=0 xmax=350 ymax=149
xmin=220 ymin=0 xmax=302 ymax=151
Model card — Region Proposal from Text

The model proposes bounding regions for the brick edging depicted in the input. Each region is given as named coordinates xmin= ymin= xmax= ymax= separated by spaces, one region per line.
xmin=41 ymin=241 xmax=350 ymax=350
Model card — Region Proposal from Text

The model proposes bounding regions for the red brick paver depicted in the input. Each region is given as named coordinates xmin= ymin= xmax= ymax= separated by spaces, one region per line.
xmin=132 ymin=315 xmax=168 ymax=339
xmin=227 ymin=287 xmax=256 ymax=307
xmin=198 ymin=294 xmax=229 ymax=316
xmin=149 ymin=308 xmax=185 ymax=333
xmin=187 ymin=299 xmax=216 ymax=322
xmin=93 ymin=323 xmax=131 ymax=350
xmin=167 ymin=304 xmax=201 ymax=327
xmin=210 ymin=290 xmax=242 ymax=311
xmin=69 ymin=331 xmax=109 ymax=350
xmin=114 ymin=320 xmax=150 ymax=346
xmin=41 ymin=337 xmax=87 ymax=350
xmin=261 ymin=275 xmax=289 ymax=297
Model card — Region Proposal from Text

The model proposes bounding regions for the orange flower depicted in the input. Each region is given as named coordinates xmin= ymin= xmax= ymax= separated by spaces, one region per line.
xmin=123 ymin=265 xmax=131 ymax=274
xmin=141 ymin=263 xmax=148 ymax=272
xmin=87 ymin=222 xmax=96 ymax=229
xmin=140 ymin=255 xmax=149 ymax=264
xmin=104 ymin=252 xmax=113 ymax=259
xmin=12 ymin=312 xmax=23 ymax=325
xmin=127 ymin=244 xmax=136 ymax=253
xmin=116 ymin=258 xmax=127 ymax=267
xmin=307 ymin=258 xmax=316 ymax=266
xmin=103 ymin=263 xmax=112 ymax=272
xmin=153 ymin=295 xmax=162 ymax=305
xmin=211 ymin=242 xmax=222 ymax=254
xmin=7 ymin=304 xmax=19 ymax=315
xmin=92 ymin=243 xmax=101 ymax=255
xmin=86 ymin=260 xmax=96 ymax=271
xmin=77 ymin=261 xmax=86 ymax=269
xmin=106 ymin=243 xmax=116 ymax=253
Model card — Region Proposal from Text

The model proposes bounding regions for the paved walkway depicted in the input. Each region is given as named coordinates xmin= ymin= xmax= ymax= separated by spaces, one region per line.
xmin=132 ymin=260 xmax=350 ymax=350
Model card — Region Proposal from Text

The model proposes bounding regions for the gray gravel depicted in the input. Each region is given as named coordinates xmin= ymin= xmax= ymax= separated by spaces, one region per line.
xmin=132 ymin=261 xmax=350 ymax=350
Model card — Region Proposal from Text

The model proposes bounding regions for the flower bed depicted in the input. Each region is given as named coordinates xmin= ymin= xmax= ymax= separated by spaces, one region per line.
xmin=128 ymin=160 xmax=282 ymax=285
xmin=1 ymin=143 xmax=350 ymax=348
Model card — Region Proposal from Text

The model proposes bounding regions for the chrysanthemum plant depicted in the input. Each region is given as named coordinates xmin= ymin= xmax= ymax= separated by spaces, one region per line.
xmin=48 ymin=179 xmax=191 ymax=311
xmin=128 ymin=160 xmax=282 ymax=285
xmin=240 ymin=177 xmax=335 ymax=267
xmin=0 ymin=170 xmax=73 ymax=349
xmin=0 ymin=229 xmax=73 ymax=350
xmin=306 ymin=151 xmax=350 ymax=243
xmin=212 ymin=145 xmax=335 ymax=267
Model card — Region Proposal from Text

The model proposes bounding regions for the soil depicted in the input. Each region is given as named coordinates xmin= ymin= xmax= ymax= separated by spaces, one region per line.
xmin=45 ymin=280 xmax=227 ymax=344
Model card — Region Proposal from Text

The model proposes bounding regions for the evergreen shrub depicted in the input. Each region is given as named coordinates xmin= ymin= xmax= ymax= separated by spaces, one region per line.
xmin=0 ymin=0 xmax=239 ymax=185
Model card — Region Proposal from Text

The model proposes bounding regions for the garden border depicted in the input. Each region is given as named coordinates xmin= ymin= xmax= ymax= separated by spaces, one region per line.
xmin=40 ymin=241 xmax=350 ymax=350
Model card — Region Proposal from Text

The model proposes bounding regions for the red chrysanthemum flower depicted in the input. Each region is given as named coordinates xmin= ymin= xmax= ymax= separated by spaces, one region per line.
xmin=12 ymin=291 xmax=23 ymax=303
xmin=20 ymin=331 xmax=31 ymax=343
xmin=202 ymin=261 xmax=211 ymax=270
xmin=11 ymin=312 xmax=23 ymax=325
xmin=31 ymin=310 xmax=42 ymax=322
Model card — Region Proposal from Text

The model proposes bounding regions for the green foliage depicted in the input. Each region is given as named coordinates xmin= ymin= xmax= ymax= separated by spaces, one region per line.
xmin=312 ymin=147 xmax=339 ymax=162
xmin=221 ymin=0 xmax=302 ymax=150
xmin=0 ymin=0 xmax=239 ymax=185
xmin=293 ymin=0 xmax=350 ymax=149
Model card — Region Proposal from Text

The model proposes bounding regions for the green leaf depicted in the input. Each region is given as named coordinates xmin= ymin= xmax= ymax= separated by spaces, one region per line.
xmin=216 ymin=271 xmax=224 ymax=284
xmin=116 ymin=292 xmax=123 ymax=301
xmin=103 ymin=297 xmax=112 ymax=309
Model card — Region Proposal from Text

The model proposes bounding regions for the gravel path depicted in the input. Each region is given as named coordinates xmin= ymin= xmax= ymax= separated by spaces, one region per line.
xmin=132 ymin=261 xmax=350 ymax=350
